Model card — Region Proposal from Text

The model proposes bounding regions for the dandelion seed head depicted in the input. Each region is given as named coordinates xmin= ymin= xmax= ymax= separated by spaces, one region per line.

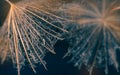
xmin=0 ymin=0 xmax=68 ymax=75
xmin=63 ymin=0 xmax=120 ymax=75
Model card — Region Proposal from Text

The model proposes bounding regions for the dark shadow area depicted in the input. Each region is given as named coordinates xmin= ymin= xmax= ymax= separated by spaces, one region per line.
xmin=0 ymin=0 xmax=10 ymax=27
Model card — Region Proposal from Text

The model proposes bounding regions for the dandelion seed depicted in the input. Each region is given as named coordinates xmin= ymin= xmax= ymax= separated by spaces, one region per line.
xmin=0 ymin=0 xmax=68 ymax=75
xmin=63 ymin=0 xmax=120 ymax=75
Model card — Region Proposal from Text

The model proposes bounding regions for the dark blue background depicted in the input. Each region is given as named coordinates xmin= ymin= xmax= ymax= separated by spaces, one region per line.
xmin=0 ymin=0 xmax=120 ymax=75
xmin=0 ymin=40 xmax=119 ymax=75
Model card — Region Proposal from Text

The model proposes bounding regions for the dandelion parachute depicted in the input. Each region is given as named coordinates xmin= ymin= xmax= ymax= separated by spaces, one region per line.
xmin=63 ymin=0 xmax=120 ymax=75
xmin=0 ymin=0 xmax=68 ymax=75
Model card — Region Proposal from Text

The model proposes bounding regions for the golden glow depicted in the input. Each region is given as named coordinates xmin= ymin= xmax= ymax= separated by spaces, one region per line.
xmin=62 ymin=0 xmax=120 ymax=42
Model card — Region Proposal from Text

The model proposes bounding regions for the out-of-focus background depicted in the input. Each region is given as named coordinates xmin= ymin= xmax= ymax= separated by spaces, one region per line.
xmin=0 ymin=0 xmax=120 ymax=75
